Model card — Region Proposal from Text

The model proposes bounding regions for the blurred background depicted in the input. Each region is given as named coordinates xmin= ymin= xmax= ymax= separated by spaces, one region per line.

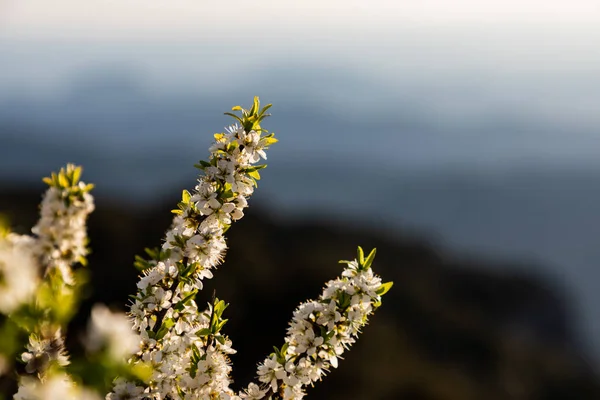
xmin=1 ymin=1 xmax=600 ymax=398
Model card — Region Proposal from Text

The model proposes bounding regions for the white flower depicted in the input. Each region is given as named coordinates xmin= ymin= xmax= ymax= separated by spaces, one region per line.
xmin=106 ymin=378 xmax=145 ymax=400
xmin=247 ymin=255 xmax=384 ymax=396
xmin=240 ymin=383 xmax=266 ymax=399
xmin=316 ymin=300 xmax=342 ymax=331
xmin=117 ymin=110 xmax=277 ymax=397
xmin=257 ymin=355 xmax=283 ymax=391
xmin=21 ymin=328 xmax=70 ymax=374
xmin=32 ymin=181 xmax=94 ymax=284
xmin=84 ymin=304 xmax=139 ymax=360
xmin=15 ymin=374 xmax=102 ymax=400
xmin=0 ymin=238 xmax=39 ymax=314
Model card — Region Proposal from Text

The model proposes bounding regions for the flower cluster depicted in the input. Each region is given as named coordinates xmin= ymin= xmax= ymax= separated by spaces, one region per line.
xmin=15 ymin=165 xmax=95 ymax=382
xmin=243 ymin=248 xmax=392 ymax=399
xmin=113 ymin=98 xmax=278 ymax=399
xmin=34 ymin=164 xmax=95 ymax=284
xmin=0 ymin=98 xmax=392 ymax=400
xmin=0 ymin=165 xmax=142 ymax=398
xmin=15 ymin=373 xmax=102 ymax=400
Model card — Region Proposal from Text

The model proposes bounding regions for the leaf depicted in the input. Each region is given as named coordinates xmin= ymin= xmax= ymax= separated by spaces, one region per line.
xmin=357 ymin=246 xmax=365 ymax=265
xmin=259 ymin=103 xmax=272 ymax=116
xmin=174 ymin=291 xmax=197 ymax=311
xmin=376 ymin=281 xmax=394 ymax=296
xmin=78 ymin=256 xmax=88 ymax=267
xmin=72 ymin=166 xmax=82 ymax=184
xmin=58 ymin=173 xmax=68 ymax=188
xmin=363 ymin=248 xmax=377 ymax=269
xmin=263 ymin=137 xmax=278 ymax=146
xmin=247 ymin=170 xmax=261 ymax=180
xmin=217 ymin=319 xmax=228 ymax=331
xmin=281 ymin=342 xmax=289 ymax=355
xmin=224 ymin=112 xmax=243 ymax=124
xmin=196 ymin=160 xmax=212 ymax=169
xmin=250 ymin=96 xmax=260 ymax=115
xmin=197 ymin=328 xmax=211 ymax=337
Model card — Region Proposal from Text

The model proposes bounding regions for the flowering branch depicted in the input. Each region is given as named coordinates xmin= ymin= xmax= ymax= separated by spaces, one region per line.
xmin=113 ymin=97 xmax=277 ymax=399
xmin=0 ymin=98 xmax=392 ymax=400
xmin=240 ymin=247 xmax=392 ymax=400
xmin=35 ymin=164 xmax=95 ymax=284
xmin=18 ymin=165 xmax=94 ymax=380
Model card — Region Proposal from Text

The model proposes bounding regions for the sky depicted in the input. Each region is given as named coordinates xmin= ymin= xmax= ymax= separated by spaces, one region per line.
xmin=2 ymin=1 xmax=600 ymax=39
xmin=0 ymin=1 xmax=599 ymax=162
xmin=1 ymin=1 xmax=599 ymax=91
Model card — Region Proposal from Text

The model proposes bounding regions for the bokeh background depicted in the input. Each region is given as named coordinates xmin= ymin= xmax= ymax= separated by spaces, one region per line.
xmin=1 ymin=1 xmax=600 ymax=398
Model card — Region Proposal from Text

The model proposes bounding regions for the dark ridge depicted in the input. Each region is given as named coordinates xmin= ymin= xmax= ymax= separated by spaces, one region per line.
xmin=0 ymin=186 xmax=598 ymax=399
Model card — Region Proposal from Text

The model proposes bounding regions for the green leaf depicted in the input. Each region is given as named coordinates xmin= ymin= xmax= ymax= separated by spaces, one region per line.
xmin=219 ymin=189 xmax=234 ymax=200
xmin=376 ymin=281 xmax=394 ymax=296
xmin=259 ymin=103 xmax=272 ymax=116
xmin=216 ymin=319 xmax=228 ymax=332
xmin=248 ymin=164 xmax=267 ymax=171
xmin=196 ymin=160 xmax=212 ymax=170
xmin=224 ymin=112 xmax=243 ymax=124
xmin=250 ymin=96 xmax=260 ymax=115
xmin=357 ymin=246 xmax=365 ymax=265
xmin=198 ymin=328 xmax=211 ymax=337
xmin=155 ymin=318 xmax=175 ymax=340
xmin=174 ymin=290 xmax=198 ymax=311
xmin=263 ymin=137 xmax=278 ymax=145
xmin=280 ymin=342 xmax=289 ymax=355
xmin=214 ymin=299 xmax=226 ymax=316
xmin=58 ymin=173 xmax=68 ymax=188
xmin=363 ymin=248 xmax=377 ymax=269
xmin=72 ymin=166 xmax=82 ymax=184
xmin=247 ymin=170 xmax=261 ymax=180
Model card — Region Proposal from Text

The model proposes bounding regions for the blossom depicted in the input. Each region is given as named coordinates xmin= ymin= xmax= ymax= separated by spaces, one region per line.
xmin=106 ymin=378 xmax=145 ymax=400
xmin=240 ymin=383 xmax=266 ymax=399
xmin=246 ymin=248 xmax=389 ymax=397
xmin=0 ymin=100 xmax=392 ymax=400
xmin=21 ymin=328 xmax=70 ymax=374
xmin=0 ymin=235 xmax=39 ymax=314
xmin=108 ymin=99 xmax=277 ymax=399
xmin=32 ymin=167 xmax=94 ymax=284
xmin=84 ymin=304 xmax=139 ymax=361
xmin=15 ymin=374 xmax=102 ymax=400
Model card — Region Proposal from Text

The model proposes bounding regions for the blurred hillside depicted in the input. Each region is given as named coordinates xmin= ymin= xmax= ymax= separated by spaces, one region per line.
xmin=1 ymin=186 xmax=598 ymax=399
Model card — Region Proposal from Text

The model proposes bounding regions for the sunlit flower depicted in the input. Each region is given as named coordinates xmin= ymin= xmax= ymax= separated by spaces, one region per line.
xmin=0 ymin=237 xmax=39 ymax=314
xmin=84 ymin=304 xmax=139 ymax=361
